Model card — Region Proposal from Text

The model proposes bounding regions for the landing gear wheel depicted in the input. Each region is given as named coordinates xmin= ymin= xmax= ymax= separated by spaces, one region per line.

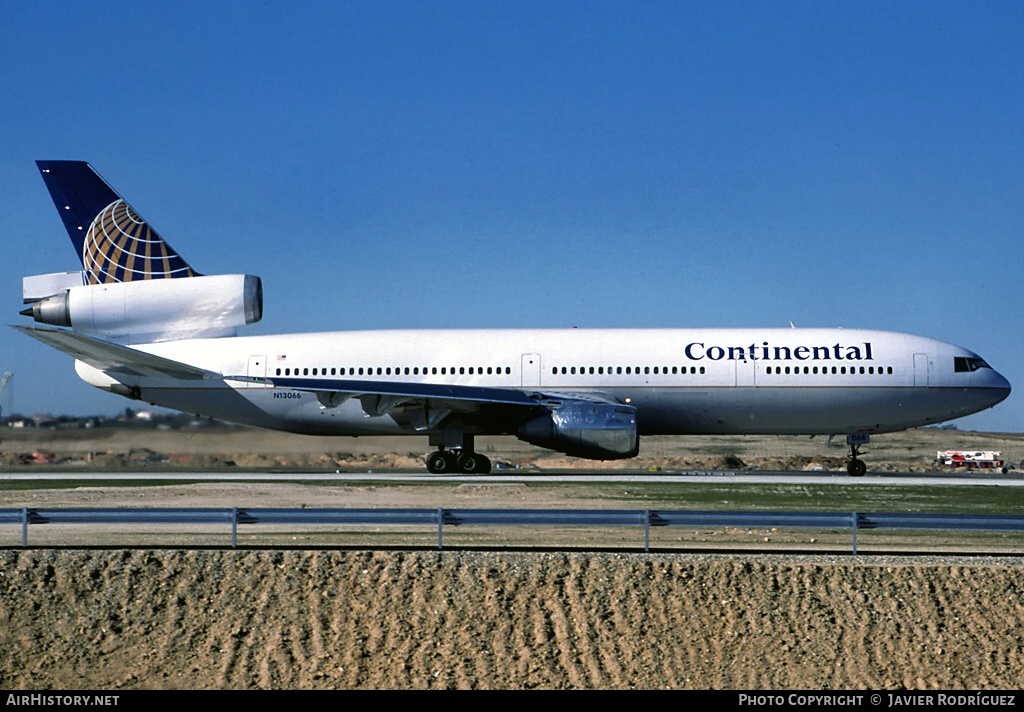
xmin=456 ymin=451 xmax=480 ymax=474
xmin=426 ymin=451 xmax=452 ymax=474
xmin=847 ymin=458 xmax=867 ymax=477
xmin=448 ymin=452 xmax=492 ymax=474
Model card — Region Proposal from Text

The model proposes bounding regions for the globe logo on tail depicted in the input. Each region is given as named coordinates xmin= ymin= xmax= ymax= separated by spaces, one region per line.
xmin=82 ymin=200 xmax=196 ymax=284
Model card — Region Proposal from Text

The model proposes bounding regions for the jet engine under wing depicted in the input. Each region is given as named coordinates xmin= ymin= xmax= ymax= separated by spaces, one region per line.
xmin=11 ymin=325 xmax=216 ymax=381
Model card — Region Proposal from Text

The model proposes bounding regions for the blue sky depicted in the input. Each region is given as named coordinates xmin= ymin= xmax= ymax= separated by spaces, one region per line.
xmin=0 ymin=1 xmax=1021 ymax=431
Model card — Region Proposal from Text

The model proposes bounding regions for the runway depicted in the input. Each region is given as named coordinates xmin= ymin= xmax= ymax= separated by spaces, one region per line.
xmin=2 ymin=469 xmax=1022 ymax=486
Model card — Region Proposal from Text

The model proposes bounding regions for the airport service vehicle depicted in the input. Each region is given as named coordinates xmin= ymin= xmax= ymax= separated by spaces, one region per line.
xmin=937 ymin=450 xmax=1007 ymax=471
xmin=17 ymin=161 xmax=1012 ymax=476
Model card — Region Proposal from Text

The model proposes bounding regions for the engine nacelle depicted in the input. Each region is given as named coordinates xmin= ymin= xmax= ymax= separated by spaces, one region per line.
xmin=517 ymin=402 xmax=639 ymax=460
xmin=25 ymin=274 xmax=262 ymax=341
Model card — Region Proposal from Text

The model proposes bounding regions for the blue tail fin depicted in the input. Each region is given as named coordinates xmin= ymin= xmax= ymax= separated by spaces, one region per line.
xmin=36 ymin=160 xmax=199 ymax=284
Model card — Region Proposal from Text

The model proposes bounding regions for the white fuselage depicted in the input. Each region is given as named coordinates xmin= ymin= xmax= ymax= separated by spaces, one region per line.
xmin=75 ymin=327 xmax=1011 ymax=438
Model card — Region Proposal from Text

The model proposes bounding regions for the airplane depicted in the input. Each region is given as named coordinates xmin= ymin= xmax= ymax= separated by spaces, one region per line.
xmin=16 ymin=160 xmax=1011 ymax=476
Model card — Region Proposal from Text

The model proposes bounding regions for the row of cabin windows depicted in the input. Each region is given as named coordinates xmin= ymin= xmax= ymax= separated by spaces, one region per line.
xmin=273 ymin=363 xmax=894 ymax=378
xmin=551 ymin=365 xmax=707 ymax=376
xmin=764 ymin=365 xmax=894 ymax=375
xmin=276 ymin=366 xmax=514 ymax=377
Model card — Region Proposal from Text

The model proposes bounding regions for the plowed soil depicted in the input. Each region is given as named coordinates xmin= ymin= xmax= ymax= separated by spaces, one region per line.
xmin=3 ymin=428 xmax=1023 ymax=688
xmin=2 ymin=549 xmax=1023 ymax=689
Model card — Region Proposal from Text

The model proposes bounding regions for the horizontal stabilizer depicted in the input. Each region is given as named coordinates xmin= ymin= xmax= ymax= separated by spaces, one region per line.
xmin=11 ymin=325 xmax=215 ymax=381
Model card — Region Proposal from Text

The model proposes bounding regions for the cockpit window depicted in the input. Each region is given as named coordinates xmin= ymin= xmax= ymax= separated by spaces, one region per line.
xmin=954 ymin=357 xmax=991 ymax=372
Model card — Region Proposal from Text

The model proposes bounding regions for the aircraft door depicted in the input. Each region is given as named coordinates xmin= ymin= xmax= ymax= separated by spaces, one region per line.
xmin=735 ymin=358 xmax=755 ymax=387
xmin=521 ymin=353 xmax=541 ymax=387
xmin=247 ymin=355 xmax=269 ymax=388
xmin=913 ymin=353 xmax=929 ymax=387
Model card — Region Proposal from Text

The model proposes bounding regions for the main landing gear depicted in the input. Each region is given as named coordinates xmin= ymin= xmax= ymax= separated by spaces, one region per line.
xmin=425 ymin=449 xmax=492 ymax=474
xmin=425 ymin=428 xmax=492 ymax=474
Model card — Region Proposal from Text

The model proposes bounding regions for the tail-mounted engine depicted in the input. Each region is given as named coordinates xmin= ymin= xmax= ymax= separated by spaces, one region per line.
xmin=22 ymin=273 xmax=262 ymax=342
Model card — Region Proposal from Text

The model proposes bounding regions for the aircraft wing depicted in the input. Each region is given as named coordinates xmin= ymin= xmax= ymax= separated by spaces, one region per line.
xmin=242 ymin=374 xmax=625 ymax=428
xmin=12 ymin=325 xmax=216 ymax=381
xmin=263 ymin=375 xmax=540 ymax=407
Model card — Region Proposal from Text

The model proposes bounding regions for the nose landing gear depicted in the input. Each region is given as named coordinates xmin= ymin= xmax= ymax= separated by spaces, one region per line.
xmin=846 ymin=433 xmax=869 ymax=477
xmin=847 ymin=453 xmax=867 ymax=477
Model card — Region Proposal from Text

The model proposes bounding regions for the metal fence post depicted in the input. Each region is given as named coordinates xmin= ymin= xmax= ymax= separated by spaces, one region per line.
xmin=437 ymin=507 xmax=444 ymax=551
xmin=643 ymin=510 xmax=650 ymax=552
xmin=851 ymin=511 xmax=858 ymax=556
xmin=231 ymin=508 xmax=238 ymax=549
xmin=21 ymin=507 xmax=27 ymax=548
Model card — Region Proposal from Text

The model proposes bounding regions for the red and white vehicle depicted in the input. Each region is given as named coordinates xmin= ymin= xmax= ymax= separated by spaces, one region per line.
xmin=937 ymin=450 xmax=1007 ymax=471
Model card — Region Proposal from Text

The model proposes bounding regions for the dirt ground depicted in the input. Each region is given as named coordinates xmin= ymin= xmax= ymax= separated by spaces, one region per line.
xmin=2 ymin=426 xmax=1021 ymax=472
xmin=2 ymin=428 xmax=1023 ymax=689
xmin=1 ymin=549 xmax=1023 ymax=689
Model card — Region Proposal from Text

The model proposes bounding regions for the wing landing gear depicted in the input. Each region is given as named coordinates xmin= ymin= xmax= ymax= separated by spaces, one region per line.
xmin=425 ymin=449 xmax=491 ymax=474
xmin=426 ymin=428 xmax=492 ymax=473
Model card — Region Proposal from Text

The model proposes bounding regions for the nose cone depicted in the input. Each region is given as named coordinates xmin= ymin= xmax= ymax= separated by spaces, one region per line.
xmin=990 ymin=369 xmax=1012 ymax=406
